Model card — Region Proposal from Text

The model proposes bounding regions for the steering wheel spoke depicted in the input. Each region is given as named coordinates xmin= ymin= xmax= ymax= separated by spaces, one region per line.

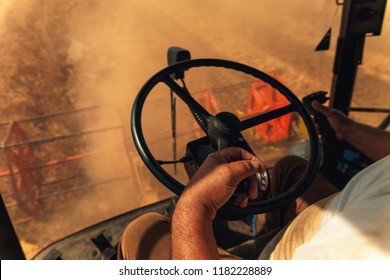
xmin=240 ymin=103 xmax=296 ymax=131
xmin=162 ymin=77 xmax=212 ymax=122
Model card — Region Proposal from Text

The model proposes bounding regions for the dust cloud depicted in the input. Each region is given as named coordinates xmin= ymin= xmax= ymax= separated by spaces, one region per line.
xmin=1 ymin=0 xmax=389 ymax=259
xmin=0 ymin=0 xmax=172 ymax=259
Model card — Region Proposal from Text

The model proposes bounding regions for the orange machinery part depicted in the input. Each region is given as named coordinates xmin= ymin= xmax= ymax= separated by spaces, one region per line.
xmin=247 ymin=72 xmax=292 ymax=142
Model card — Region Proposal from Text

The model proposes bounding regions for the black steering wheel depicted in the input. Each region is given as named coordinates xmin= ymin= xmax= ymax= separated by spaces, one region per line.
xmin=131 ymin=58 xmax=320 ymax=219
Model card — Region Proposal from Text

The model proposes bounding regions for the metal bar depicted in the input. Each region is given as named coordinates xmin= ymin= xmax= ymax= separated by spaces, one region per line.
xmin=350 ymin=107 xmax=390 ymax=113
xmin=2 ymin=123 xmax=19 ymax=203
xmin=330 ymin=35 xmax=365 ymax=115
xmin=0 ymin=106 xmax=101 ymax=127
xmin=0 ymin=175 xmax=81 ymax=200
xmin=147 ymin=128 xmax=197 ymax=146
xmin=209 ymin=81 xmax=253 ymax=94
xmin=145 ymin=81 xmax=253 ymax=105
xmin=12 ymin=217 xmax=33 ymax=226
xmin=1 ymin=125 xmax=123 ymax=149
xmin=240 ymin=104 xmax=295 ymax=131
xmin=0 ymin=194 xmax=26 ymax=259
xmin=40 ymin=175 xmax=79 ymax=189
xmin=2 ymin=120 xmax=15 ymax=147
xmin=0 ymin=146 xmax=125 ymax=177
xmin=379 ymin=114 xmax=390 ymax=129
xmin=5 ymin=175 xmax=133 ymax=208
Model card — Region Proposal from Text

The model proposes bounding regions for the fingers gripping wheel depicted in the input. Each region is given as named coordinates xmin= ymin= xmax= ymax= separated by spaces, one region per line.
xmin=131 ymin=59 xmax=321 ymax=220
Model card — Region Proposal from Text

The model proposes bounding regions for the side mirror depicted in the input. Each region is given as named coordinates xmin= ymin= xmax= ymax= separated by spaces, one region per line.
xmin=167 ymin=46 xmax=191 ymax=79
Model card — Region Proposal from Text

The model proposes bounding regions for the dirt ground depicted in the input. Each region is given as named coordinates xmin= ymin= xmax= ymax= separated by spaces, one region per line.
xmin=0 ymin=0 xmax=389 ymax=259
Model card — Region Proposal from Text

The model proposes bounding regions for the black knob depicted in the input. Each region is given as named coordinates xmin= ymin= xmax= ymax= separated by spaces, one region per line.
xmin=208 ymin=112 xmax=241 ymax=150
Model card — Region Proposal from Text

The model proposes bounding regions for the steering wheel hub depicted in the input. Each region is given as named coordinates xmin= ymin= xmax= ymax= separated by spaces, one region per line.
xmin=208 ymin=112 xmax=241 ymax=149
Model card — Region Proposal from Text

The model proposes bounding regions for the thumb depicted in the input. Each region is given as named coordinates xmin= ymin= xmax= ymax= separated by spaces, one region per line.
xmin=312 ymin=101 xmax=332 ymax=117
xmin=226 ymin=158 xmax=260 ymax=185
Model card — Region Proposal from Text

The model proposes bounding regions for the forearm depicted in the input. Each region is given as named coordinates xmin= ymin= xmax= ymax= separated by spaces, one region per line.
xmin=171 ymin=196 xmax=220 ymax=260
xmin=170 ymin=147 xmax=262 ymax=259
xmin=345 ymin=121 xmax=390 ymax=161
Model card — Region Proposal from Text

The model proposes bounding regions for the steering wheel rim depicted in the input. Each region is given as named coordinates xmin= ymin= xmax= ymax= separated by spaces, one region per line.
xmin=131 ymin=58 xmax=320 ymax=218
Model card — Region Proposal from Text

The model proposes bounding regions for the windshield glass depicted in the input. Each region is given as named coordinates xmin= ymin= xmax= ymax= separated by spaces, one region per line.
xmin=0 ymin=0 xmax=388 ymax=259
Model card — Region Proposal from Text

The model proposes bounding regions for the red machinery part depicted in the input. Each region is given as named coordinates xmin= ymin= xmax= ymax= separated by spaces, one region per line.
xmin=4 ymin=122 xmax=41 ymax=216
xmin=247 ymin=73 xmax=292 ymax=142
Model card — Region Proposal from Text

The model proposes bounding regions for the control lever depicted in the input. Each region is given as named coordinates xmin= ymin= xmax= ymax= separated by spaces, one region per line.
xmin=302 ymin=91 xmax=336 ymax=144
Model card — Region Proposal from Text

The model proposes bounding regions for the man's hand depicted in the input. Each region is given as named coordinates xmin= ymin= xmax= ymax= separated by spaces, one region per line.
xmin=172 ymin=147 xmax=265 ymax=259
xmin=182 ymin=147 xmax=266 ymax=219
xmin=312 ymin=101 xmax=390 ymax=161
xmin=311 ymin=101 xmax=356 ymax=141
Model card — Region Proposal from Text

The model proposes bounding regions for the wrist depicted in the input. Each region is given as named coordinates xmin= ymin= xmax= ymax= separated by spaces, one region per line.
xmin=172 ymin=193 xmax=219 ymax=260
xmin=175 ymin=193 xmax=215 ymax=221
xmin=341 ymin=118 xmax=358 ymax=142
xmin=172 ymin=195 xmax=214 ymax=245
